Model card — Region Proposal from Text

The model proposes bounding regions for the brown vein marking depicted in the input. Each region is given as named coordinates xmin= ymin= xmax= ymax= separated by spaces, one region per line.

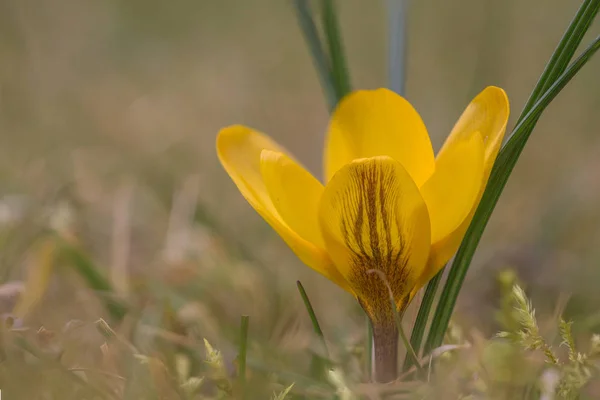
xmin=338 ymin=160 xmax=412 ymax=324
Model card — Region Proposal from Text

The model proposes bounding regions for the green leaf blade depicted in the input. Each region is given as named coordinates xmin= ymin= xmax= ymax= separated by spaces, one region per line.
xmin=519 ymin=0 xmax=600 ymax=122
xmin=425 ymin=32 xmax=600 ymax=354
xmin=403 ymin=269 xmax=442 ymax=371
xmin=321 ymin=0 xmax=352 ymax=99
xmin=292 ymin=0 xmax=339 ymax=111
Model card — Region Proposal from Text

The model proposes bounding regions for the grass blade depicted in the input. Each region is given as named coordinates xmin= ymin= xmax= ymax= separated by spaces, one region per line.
xmin=297 ymin=281 xmax=331 ymax=361
xmin=403 ymin=269 xmax=443 ymax=371
xmin=237 ymin=315 xmax=249 ymax=389
xmin=292 ymin=0 xmax=339 ymax=110
xmin=425 ymin=33 xmax=600 ymax=354
xmin=397 ymin=316 xmax=422 ymax=375
xmin=425 ymin=0 xmax=600 ymax=353
xmin=58 ymin=237 xmax=129 ymax=321
xmin=518 ymin=0 xmax=600 ymax=121
xmin=387 ymin=0 xmax=408 ymax=94
xmin=321 ymin=0 xmax=352 ymax=99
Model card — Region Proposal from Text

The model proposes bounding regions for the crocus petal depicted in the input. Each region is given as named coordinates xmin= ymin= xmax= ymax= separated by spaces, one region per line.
xmin=413 ymin=132 xmax=485 ymax=294
xmin=324 ymin=89 xmax=436 ymax=187
xmin=440 ymin=86 xmax=509 ymax=177
xmin=217 ymin=125 xmax=350 ymax=291
xmin=319 ymin=156 xmax=431 ymax=323
xmin=421 ymin=132 xmax=485 ymax=257
xmin=260 ymin=149 xmax=325 ymax=249
xmin=217 ymin=125 xmax=287 ymax=217
xmin=410 ymin=87 xmax=509 ymax=298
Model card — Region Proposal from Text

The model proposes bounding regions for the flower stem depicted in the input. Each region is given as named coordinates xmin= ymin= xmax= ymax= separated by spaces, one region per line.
xmin=372 ymin=321 xmax=398 ymax=383
xmin=366 ymin=315 xmax=373 ymax=380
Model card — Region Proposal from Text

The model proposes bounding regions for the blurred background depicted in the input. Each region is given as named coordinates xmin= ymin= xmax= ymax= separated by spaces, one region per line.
xmin=0 ymin=0 xmax=599 ymax=396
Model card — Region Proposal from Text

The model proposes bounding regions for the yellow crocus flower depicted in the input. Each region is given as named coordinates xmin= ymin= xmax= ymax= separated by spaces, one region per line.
xmin=216 ymin=87 xmax=509 ymax=328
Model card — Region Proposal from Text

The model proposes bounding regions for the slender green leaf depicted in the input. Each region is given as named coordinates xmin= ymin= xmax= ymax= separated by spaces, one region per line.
xmin=297 ymin=281 xmax=331 ymax=361
xmin=387 ymin=0 xmax=408 ymax=94
xmin=237 ymin=315 xmax=249 ymax=389
xmin=292 ymin=0 xmax=339 ymax=110
xmin=397 ymin=315 xmax=423 ymax=374
xmin=425 ymin=33 xmax=600 ymax=353
xmin=403 ymin=269 xmax=443 ymax=371
xmin=57 ymin=237 xmax=129 ymax=321
xmin=321 ymin=0 xmax=351 ymax=98
xmin=519 ymin=0 xmax=600 ymax=121
xmin=426 ymin=0 xmax=600 ymax=353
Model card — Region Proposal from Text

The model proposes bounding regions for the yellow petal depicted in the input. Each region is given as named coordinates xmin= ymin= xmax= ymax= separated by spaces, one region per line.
xmin=260 ymin=149 xmax=325 ymax=249
xmin=216 ymin=125 xmax=350 ymax=291
xmin=411 ymin=133 xmax=484 ymax=297
xmin=410 ymin=87 xmax=509 ymax=298
xmin=324 ymin=89 xmax=435 ymax=187
xmin=421 ymin=132 xmax=485 ymax=258
xmin=217 ymin=125 xmax=287 ymax=218
xmin=319 ymin=156 xmax=431 ymax=323
xmin=441 ymin=86 xmax=509 ymax=177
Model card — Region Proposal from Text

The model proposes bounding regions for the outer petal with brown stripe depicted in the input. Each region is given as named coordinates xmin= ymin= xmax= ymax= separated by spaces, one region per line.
xmin=318 ymin=156 xmax=431 ymax=324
